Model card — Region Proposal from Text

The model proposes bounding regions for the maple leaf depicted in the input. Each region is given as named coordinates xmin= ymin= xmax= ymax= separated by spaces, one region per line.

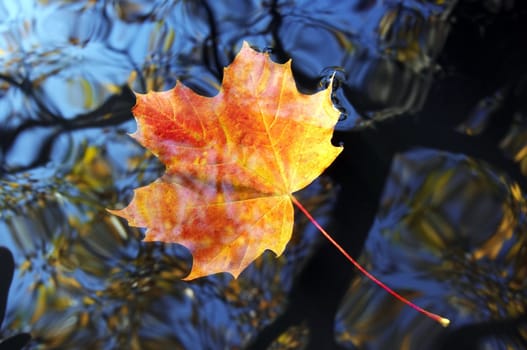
xmin=109 ymin=42 xmax=343 ymax=280
xmin=108 ymin=42 xmax=450 ymax=327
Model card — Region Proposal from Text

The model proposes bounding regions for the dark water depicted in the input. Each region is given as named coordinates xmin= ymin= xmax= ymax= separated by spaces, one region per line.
xmin=0 ymin=0 xmax=526 ymax=349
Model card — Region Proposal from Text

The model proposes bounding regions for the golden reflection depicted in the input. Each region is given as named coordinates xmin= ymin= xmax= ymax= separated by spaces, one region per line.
xmin=1 ymin=170 xmax=334 ymax=348
xmin=268 ymin=323 xmax=309 ymax=350
xmin=336 ymin=149 xmax=527 ymax=349
xmin=472 ymin=203 xmax=516 ymax=260
xmin=501 ymin=123 xmax=527 ymax=176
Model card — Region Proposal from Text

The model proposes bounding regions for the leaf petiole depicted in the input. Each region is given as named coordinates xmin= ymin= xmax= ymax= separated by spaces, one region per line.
xmin=289 ymin=194 xmax=450 ymax=327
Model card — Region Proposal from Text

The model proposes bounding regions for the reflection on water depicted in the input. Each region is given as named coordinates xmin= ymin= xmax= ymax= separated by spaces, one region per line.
xmin=267 ymin=322 xmax=309 ymax=349
xmin=501 ymin=117 xmax=527 ymax=177
xmin=0 ymin=1 xmax=455 ymax=141
xmin=456 ymin=89 xmax=504 ymax=136
xmin=0 ymin=247 xmax=31 ymax=349
xmin=335 ymin=149 xmax=527 ymax=349
xmin=0 ymin=133 xmax=337 ymax=348
xmin=278 ymin=0 xmax=455 ymax=127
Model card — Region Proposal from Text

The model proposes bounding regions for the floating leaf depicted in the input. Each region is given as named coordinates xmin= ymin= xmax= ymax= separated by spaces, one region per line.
xmin=109 ymin=42 xmax=342 ymax=279
xmin=108 ymin=42 xmax=449 ymax=326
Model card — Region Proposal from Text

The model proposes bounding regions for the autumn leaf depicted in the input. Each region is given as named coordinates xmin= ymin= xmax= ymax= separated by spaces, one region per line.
xmin=108 ymin=42 xmax=450 ymax=327
xmin=109 ymin=42 xmax=342 ymax=280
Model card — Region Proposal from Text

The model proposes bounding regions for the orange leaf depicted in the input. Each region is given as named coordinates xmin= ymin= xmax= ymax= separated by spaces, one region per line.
xmin=109 ymin=42 xmax=342 ymax=280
